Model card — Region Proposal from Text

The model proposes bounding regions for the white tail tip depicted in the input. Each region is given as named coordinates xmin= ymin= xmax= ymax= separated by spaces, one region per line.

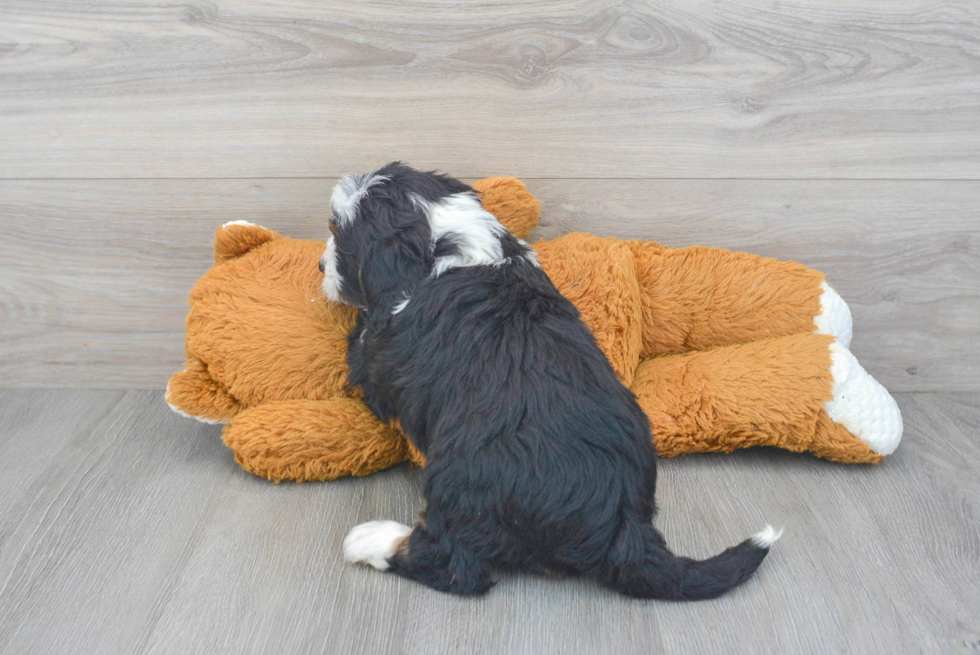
xmin=751 ymin=525 xmax=784 ymax=548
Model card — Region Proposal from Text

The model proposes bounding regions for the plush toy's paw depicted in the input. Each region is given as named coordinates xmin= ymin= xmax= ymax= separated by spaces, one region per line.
xmin=814 ymin=282 xmax=853 ymax=348
xmin=213 ymin=221 xmax=283 ymax=263
xmin=166 ymin=360 xmax=240 ymax=424
xmin=824 ymin=342 xmax=903 ymax=456
xmin=343 ymin=521 xmax=413 ymax=570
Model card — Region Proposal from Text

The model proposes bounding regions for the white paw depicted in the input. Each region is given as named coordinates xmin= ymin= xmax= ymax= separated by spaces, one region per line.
xmin=221 ymin=220 xmax=257 ymax=228
xmin=343 ymin=521 xmax=413 ymax=571
xmin=814 ymin=281 xmax=853 ymax=348
xmin=825 ymin=342 xmax=903 ymax=456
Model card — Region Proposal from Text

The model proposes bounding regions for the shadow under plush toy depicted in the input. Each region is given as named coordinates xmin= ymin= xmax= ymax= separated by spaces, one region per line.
xmin=166 ymin=177 xmax=902 ymax=482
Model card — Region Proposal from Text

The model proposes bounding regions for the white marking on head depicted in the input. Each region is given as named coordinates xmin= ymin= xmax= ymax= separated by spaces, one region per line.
xmin=750 ymin=525 xmax=784 ymax=548
xmin=330 ymin=171 xmax=388 ymax=225
xmin=320 ymin=236 xmax=347 ymax=304
xmin=343 ymin=520 xmax=413 ymax=570
xmin=221 ymin=220 xmax=257 ymax=228
xmin=418 ymin=192 xmax=508 ymax=277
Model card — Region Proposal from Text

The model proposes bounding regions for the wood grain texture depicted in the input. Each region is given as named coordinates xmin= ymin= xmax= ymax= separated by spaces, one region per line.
xmin=0 ymin=390 xmax=977 ymax=654
xmin=1 ymin=0 xmax=979 ymax=179
xmin=1 ymin=178 xmax=976 ymax=391
xmin=0 ymin=390 xmax=234 ymax=655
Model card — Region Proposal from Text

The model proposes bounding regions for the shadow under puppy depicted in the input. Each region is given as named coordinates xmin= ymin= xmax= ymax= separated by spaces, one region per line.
xmin=321 ymin=162 xmax=781 ymax=599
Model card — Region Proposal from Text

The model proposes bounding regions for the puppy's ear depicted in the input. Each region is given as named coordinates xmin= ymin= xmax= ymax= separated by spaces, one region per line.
xmin=360 ymin=217 xmax=432 ymax=325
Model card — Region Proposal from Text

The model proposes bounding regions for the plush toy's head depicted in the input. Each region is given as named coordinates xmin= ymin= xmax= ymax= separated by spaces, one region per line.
xmin=165 ymin=178 xmax=541 ymax=424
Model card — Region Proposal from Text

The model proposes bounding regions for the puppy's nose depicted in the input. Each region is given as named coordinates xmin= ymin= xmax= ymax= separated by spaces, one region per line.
xmin=318 ymin=258 xmax=325 ymax=274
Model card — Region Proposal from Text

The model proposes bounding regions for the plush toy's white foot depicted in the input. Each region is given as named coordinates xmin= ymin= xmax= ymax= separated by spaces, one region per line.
xmin=824 ymin=342 xmax=903 ymax=456
xmin=343 ymin=521 xmax=413 ymax=571
xmin=814 ymin=281 xmax=852 ymax=348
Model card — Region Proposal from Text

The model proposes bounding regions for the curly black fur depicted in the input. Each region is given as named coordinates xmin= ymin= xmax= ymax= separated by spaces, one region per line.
xmin=326 ymin=162 xmax=774 ymax=599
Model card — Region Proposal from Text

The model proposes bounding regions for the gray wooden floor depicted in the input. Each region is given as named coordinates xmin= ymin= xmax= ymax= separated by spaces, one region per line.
xmin=0 ymin=390 xmax=977 ymax=655
xmin=3 ymin=0 xmax=980 ymax=653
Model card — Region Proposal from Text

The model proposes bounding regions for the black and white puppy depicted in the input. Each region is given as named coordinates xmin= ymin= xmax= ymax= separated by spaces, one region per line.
xmin=321 ymin=162 xmax=780 ymax=599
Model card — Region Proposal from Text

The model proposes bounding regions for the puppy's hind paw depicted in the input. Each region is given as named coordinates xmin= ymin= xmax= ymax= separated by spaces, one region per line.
xmin=343 ymin=521 xmax=413 ymax=571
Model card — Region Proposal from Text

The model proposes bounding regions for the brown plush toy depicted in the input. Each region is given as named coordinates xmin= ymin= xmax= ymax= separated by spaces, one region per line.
xmin=166 ymin=178 xmax=902 ymax=482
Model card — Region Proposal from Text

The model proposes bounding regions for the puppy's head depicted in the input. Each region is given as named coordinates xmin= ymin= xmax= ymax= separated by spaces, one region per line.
xmin=320 ymin=162 xmax=512 ymax=322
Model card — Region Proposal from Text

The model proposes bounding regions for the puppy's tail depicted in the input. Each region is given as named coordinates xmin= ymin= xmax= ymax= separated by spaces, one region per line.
xmin=598 ymin=521 xmax=781 ymax=600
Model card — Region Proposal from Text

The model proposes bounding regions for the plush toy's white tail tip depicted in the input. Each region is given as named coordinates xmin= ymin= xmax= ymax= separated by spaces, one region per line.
xmin=751 ymin=525 xmax=784 ymax=548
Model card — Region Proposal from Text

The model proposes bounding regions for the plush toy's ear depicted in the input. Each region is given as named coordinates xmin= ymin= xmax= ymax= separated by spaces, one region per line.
xmin=213 ymin=221 xmax=284 ymax=263
xmin=473 ymin=177 xmax=541 ymax=241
